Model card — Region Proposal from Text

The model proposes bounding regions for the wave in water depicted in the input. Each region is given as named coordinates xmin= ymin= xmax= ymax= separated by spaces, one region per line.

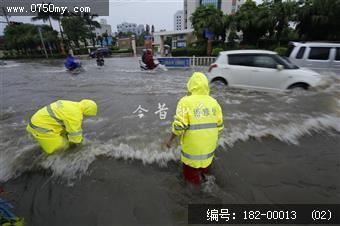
xmin=1 ymin=114 xmax=339 ymax=184
xmin=38 ymin=139 xmax=180 ymax=185
xmin=219 ymin=114 xmax=340 ymax=147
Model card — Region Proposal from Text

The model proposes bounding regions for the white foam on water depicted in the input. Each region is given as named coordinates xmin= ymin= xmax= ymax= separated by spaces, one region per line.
xmin=224 ymin=112 xmax=251 ymax=120
xmin=201 ymin=175 xmax=218 ymax=194
xmin=224 ymin=99 xmax=242 ymax=105
xmin=43 ymin=69 xmax=67 ymax=73
xmin=2 ymin=106 xmax=15 ymax=114
xmin=83 ymin=117 xmax=106 ymax=124
xmin=220 ymin=114 xmax=340 ymax=147
xmin=0 ymin=141 xmax=39 ymax=182
xmin=0 ymin=63 xmax=20 ymax=68
xmin=112 ymin=69 xmax=143 ymax=73
xmin=38 ymin=139 xmax=180 ymax=184
xmin=0 ymin=107 xmax=16 ymax=120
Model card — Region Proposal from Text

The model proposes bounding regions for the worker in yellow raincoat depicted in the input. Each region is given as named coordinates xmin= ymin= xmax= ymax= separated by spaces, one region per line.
xmin=26 ymin=99 xmax=97 ymax=154
xmin=165 ymin=72 xmax=223 ymax=184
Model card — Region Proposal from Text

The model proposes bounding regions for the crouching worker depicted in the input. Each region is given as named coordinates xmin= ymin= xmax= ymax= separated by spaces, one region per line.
xmin=26 ymin=99 xmax=97 ymax=154
xmin=165 ymin=72 xmax=223 ymax=185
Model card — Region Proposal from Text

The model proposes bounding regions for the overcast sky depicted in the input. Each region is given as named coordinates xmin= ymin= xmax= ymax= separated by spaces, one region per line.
xmin=1 ymin=0 xmax=263 ymax=35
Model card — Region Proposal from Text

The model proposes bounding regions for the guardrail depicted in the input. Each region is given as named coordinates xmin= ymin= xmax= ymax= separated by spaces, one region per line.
xmin=190 ymin=56 xmax=216 ymax=67
xmin=157 ymin=56 xmax=216 ymax=68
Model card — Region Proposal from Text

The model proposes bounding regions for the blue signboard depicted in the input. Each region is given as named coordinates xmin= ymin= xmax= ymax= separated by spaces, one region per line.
xmin=157 ymin=57 xmax=190 ymax=68
xmin=144 ymin=35 xmax=153 ymax=41
xmin=204 ymin=28 xmax=214 ymax=40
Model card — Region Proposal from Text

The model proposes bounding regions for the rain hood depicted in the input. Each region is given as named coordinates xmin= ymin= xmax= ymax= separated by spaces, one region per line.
xmin=187 ymin=72 xmax=210 ymax=95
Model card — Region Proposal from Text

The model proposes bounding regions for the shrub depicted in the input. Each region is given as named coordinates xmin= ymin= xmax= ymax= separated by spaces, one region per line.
xmin=274 ymin=47 xmax=288 ymax=56
xmin=109 ymin=46 xmax=119 ymax=51
xmin=112 ymin=48 xmax=132 ymax=53
xmin=211 ymin=47 xmax=224 ymax=56
xmin=172 ymin=47 xmax=206 ymax=56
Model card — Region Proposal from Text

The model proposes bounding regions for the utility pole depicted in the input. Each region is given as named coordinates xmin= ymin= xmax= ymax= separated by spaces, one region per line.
xmin=38 ymin=26 xmax=48 ymax=59
xmin=1 ymin=7 xmax=10 ymax=25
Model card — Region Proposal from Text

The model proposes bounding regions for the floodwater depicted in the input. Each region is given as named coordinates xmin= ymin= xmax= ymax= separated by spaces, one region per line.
xmin=0 ymin=58 xmax=339 ymax=226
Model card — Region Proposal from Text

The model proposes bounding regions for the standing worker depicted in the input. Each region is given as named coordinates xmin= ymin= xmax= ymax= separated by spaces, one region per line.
xmin=165 ymin=72 xmax=224 ymax=184
xmin=26 ymin=99 xmax=97 ymax=154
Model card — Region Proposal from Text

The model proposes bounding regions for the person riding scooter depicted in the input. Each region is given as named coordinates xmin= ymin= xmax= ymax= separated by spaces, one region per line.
xmin=96 ymin=52 xmax=104 ymax=66
xmin=64 ymin=54 xmax=81 ymax=71
xmin=141 ymin=49 xmax=158 ymax=70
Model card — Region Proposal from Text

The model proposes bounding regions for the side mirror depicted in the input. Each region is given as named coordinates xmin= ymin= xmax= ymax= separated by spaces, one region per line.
xmin=277 ymin=65 xmax=284 ymax=71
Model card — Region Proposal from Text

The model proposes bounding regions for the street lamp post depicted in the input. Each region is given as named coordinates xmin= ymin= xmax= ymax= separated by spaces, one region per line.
xmin=38 ymin=26 xmax=48 ymax=59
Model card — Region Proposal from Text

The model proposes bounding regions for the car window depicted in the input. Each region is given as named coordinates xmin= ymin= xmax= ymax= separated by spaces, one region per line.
xmin=308 ymin=47 xmax=331 ymax=60
xmin=228 ymin=54 xmax=255 ymax=67
xmin=336 ymin=48 xmax=340 ymax=61
xmin=286 ymin=43 xmax=295 ymax=57
xmin=275 ymin=55 xmax=299 ymax=69
xmin=253 ymin=55 xmax=278 ymax=69
xmin=296 ymin=47 xmax=305 ymax=59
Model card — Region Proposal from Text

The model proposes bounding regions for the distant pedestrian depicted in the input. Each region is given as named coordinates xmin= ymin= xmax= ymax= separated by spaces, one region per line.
xmin=165 ymin=48 xmax=169 ymax=56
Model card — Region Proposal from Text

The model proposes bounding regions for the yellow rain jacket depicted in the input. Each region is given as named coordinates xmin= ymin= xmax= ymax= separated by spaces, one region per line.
xmin=26 ymin=99 xmax=97 ymax=154
xmin=172 ymin=72 xmax=223 ymax=168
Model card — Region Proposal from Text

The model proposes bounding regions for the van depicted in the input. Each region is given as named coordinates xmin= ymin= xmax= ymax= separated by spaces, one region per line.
xmin=287 ymin=42 xmax=340 ymax=74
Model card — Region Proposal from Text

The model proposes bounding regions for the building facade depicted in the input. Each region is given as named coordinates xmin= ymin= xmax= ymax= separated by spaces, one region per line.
xmin=153 ymin=29 xmax=196 ymax=55
xmin=117 ymin=22 xmax=145 ymax=35
xmin=95 ymin=19 xmax=112 ymax=36
xmin=174 ymin=10 xmax=184 ymax=31
xmin=184 ymin=0 xmax=244 ymax=29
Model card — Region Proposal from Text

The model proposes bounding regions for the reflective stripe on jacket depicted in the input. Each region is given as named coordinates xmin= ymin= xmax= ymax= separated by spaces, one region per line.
xmin=172 ymin=72 xmax=224 ymax=168
xmin=27 ymin=100 xmax=83 ymax=143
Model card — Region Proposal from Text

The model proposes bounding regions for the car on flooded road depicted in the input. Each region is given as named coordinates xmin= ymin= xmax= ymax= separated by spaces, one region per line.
xmin=207 ymin=50 xmax=325 ymax=91
xmin=286 ymin=42 xmax=340 ymax=74
xmin=89 ymin=48 xmax=112 ymax=58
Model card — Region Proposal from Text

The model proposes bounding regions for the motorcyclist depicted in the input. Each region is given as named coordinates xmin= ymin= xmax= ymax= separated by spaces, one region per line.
xmin=96 ymin=52 xmax=104 ymax=66
xmin=64 ymin=54 xmax=81 ymax=71
xmin=142 ymin=49 xmax=157 ymax=70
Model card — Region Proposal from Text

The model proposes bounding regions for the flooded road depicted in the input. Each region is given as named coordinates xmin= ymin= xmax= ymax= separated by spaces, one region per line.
xmin=1 ymin=58 xmax=339 ymax=225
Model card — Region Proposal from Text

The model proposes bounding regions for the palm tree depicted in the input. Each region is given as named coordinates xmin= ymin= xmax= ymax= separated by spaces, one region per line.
xmin=296 ymin=0 xmax=340 ymax=40
xmin=97 ymin=35 xmax=103 ymax=47
xmin=190 ymin=5 xmax=225 ymax=41
xmin=31 ymin=2 xmax=54 ymax=28
xmin=102 ymin=32 xmax=109 ymax=46
xmin=234 ymin=0 xmax=267 ymax=46
xmin=81 ymin=12 xmax=101 ymax=47
xmin=270 ymin=0 xmax=297 ymax=45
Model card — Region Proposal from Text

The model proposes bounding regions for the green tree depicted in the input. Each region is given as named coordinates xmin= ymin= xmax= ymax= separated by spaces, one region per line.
xmin=234 ymin=0 xmax=268 ymax=46
xmin=31 ymin=2 xmax=54 ymax=28
xmin=81 ymin=12 xmax=101 ymax=46
xmin=296 ymin=0 xmax=340 ymax=40
xmin=61 ymin=16 xmax=90 ymax=48
xmin=97 ymin=35 xmax=103 ymax=47
xmin=224 ymin=14 xmax=238 ymax=46
xmin=4 ymin=23 xmax=58 ymax=55
xmin=261 ymin=0 xmax=297 ymax=45
xmin=190 ymin=5 xmax=225 ymax=41
xmin=102 ymin=32 xmax=109 ymax=46
xmin=31 ymin=3 xmax=68 ymax=50
xmin=136 ymin=32 xmax=146 ymax=47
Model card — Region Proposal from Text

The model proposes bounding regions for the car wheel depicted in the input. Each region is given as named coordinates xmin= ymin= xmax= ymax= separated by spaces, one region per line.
xmin=211 ymin=77 xmax=228 ymax=86
xmin=288 ymin=83 xmax=309 ymax=94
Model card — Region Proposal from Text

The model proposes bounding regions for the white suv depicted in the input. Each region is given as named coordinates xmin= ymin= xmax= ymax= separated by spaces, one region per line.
xmin=287 ymin=42 xmax=340 ymax=74
xmin=207 ymin=50 xmax=324 ymax=91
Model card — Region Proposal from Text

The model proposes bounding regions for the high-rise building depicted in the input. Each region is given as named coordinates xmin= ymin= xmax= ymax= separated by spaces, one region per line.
xmin=184 ymin=0 xmax=245 ymax=29
xmin=95 ymin=19 xmax=112 ymax=36
xmin=117 ymin=22 xmax=145 ymax=35
xmin=174 ymin=10 xmax=184 ymax=31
